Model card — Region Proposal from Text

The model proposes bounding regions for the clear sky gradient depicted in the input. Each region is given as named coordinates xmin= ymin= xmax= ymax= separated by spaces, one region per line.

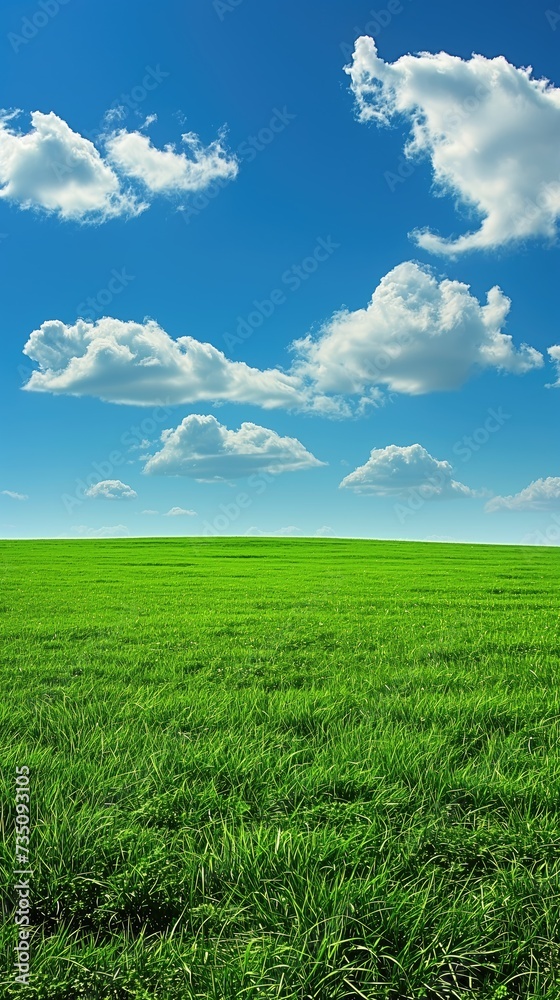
xmin=1 ymin=0 xmax=559 ymax=543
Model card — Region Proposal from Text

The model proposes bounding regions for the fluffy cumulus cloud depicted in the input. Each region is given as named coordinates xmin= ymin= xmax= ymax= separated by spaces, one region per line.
xmin=105 ymin=129 xmax=238 ymax=194
xmin=21 ymin=265 xmax=542 ymax=412
xmin=0 ymin=110 xmax=237 ymax=222
xmin=548 ymin=346 xmax=560 ymax=386
xmin=22 ymin=317 xmax=312 ymax=410
xmin=85 ymin=479 xmax=137 ymax=500
xmin=143 ymin=414 xmax=325 ymax=481
xmin=339 ymin=444 xmax=477 ymax=498
xmin=292 ymin=262 xmax=542 ymax=396
xmin=1 ymin=490 xmax=28 ymax=500
xmin=0 ymin=111 xmax=141 ymax=221
xmin=164 ymin=506 xmax=197 ymax=516
xmin=486 ymin=477 xmax=560 ymax=512
xmin=346 ymin=37 xmax=560 ymax=254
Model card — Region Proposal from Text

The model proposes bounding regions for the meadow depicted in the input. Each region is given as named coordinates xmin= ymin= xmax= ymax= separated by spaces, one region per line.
xmin=0 ymin=537 xmax=559 ymax=999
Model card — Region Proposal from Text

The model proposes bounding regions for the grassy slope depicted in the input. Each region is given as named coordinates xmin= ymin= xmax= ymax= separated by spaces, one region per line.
xmin=0 ymin=537 xmax=559 ymax=999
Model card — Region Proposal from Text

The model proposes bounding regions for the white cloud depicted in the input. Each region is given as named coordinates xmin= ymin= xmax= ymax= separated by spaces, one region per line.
xmin=486 ymin=477 xmax=560 ymax=512
xmin=346 ymin=37 xmax=560 ymax=254
xmin=292 ymin=262 xmax=542 ymax=395
xmin=140 ymin=114 xmax=158 ymax=131
xmin=143 ymin=414 xmax=325 ymax=481
xmin=23 ymin=317 xmax=312 ymax=410
xmin=72 ymin=524 xmax=129 ymax=537
xmin=105 ymin=128 xmax=238 ymax=194
xmin=22 ymin=265 xmax=541 ymax=413
xmin=315 ymin=525 xmax=335 ymax=536
xmin=164 ymin=506 xmax=197 ymax=516
xmin=340 ymin=444 xmax=477 ymax=498
xmin=85 ymin=479 xmax=137 ymax=500
xmin=141 ymin=509 xmax=159 ymax=515
xmin=547 ymin=345 xmax=560 ymax=386
xmin=244 ymin=526 xmax=302 ymax=537
xmin=1 ymin=490 xmax=28 ymax=500
xmin=0 ymin=110 xmax=237 ymax=222
xmin=0 ymin=111 xmax=142 ymax=222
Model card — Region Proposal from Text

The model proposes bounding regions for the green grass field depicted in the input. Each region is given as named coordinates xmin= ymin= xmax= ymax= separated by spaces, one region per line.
xmin=1 ymin=537 xmax=559 ymax=999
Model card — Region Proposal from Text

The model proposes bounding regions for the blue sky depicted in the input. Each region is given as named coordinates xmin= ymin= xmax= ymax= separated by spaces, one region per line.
xmin=1 ymin=0 xmax=559 ymax=543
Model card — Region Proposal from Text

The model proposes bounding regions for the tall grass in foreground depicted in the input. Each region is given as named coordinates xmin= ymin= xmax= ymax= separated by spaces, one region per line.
xmin=0 ymin=537 xmax=559 ymax=998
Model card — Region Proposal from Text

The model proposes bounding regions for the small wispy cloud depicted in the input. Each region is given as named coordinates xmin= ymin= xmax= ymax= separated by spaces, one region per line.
xmin=163 ymin=506 xmax=197 ymax=517
xmin=72 ymin=524 xmax=129 ymax=537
